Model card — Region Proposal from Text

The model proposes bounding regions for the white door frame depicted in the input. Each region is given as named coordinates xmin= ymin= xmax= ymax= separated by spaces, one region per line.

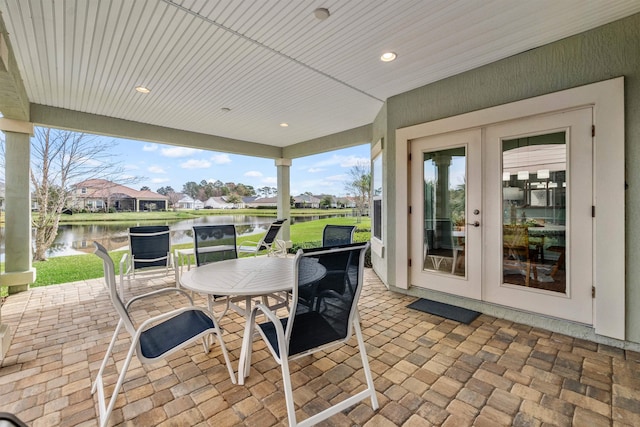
xmin=484 ymin=109 xmax=593 ymax=324
xmin=409 ymin=129 xmax=483 ymax=300
xmin=395 ymin=77 xmax=624 ymax=340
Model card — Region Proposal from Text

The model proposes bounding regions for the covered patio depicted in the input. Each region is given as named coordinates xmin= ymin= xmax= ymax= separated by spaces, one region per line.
xmin=1 ymin=270 xmax=639 ymax=426
xmin=2 ymin=1 xmax=640 ymax=425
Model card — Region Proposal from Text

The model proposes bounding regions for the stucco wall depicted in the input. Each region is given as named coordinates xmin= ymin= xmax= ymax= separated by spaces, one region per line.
xmin=380 ymin=13 xmax=640 ymax=343
xmin=370 ymin=103 xmax=388 ymax=282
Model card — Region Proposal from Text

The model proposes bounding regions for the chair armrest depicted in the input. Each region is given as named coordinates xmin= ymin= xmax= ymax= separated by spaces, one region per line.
xmin=250 ymin=303 xmax=280 ymax=325
xmin=238 ymin=240 xmax=262 ymax=251
xmin=120 ymin=252 xmax=131 ymax=271
xmin=239 ymin=240 xmax=261 ymax=246
xmin=126 ymin=287 xmax=195 ymax=309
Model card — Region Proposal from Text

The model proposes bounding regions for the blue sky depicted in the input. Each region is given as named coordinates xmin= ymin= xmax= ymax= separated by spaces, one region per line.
xmin=113 ymin=137 xmax=370 ymax=197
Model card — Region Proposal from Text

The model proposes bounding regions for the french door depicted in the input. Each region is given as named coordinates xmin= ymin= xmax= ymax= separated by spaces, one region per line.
xmin=410 ymin=129 xmax=482 ymax=300
xmin=484 ymin=108 xmax=593 ymax=324
xmin=410 ymin=108 xmax=593 ymax=324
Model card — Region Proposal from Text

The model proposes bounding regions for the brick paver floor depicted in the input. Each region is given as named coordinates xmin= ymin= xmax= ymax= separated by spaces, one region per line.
xmin=1 ymin=269 xmax=640 ymax=426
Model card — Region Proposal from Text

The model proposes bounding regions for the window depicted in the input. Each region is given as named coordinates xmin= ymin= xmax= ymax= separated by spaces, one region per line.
xmin=372 ymin=141 xmax=383 ymax=241
xmin=81 ymin=187 xmax=87 ymax=194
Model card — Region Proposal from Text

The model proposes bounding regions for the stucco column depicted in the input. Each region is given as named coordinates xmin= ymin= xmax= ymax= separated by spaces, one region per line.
xmin=0 ymin=119 xmax=36 ymax=359
xmin=435 ymin=154 xmax=451 ymax=219
xmin=275 ymin=158 xmax=292 ymax=245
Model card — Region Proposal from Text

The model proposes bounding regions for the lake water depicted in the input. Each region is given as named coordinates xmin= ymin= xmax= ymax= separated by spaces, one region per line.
xmin=0 ymin=213 xmax=351 ymax=259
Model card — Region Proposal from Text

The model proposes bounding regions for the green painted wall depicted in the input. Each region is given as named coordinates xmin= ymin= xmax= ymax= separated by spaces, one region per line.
xmin=379 ymin=13 xmax=640 ymax=343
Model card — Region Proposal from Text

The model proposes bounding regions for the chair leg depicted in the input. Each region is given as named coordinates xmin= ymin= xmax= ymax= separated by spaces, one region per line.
xmin=209 ymin=323 xmax=237 ymax=384
xmin=280 ymin=357 xmax=298 ymax=427
xmin=93 ymin=322 xmax=139 ymax=427
xmin=354 ymin=315 xmax=379 ymax=410
xmin=92 ymin=320 xmax=124 ymax=395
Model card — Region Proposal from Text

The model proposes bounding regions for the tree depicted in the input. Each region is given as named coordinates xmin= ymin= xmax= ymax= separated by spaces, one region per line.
xmin=320 ymin=195 xmax=333 ymax=209
xmin=140 ymin=186 xmax=150 ymax=191
xmin=156 ymin=186 xmax=174 ymax=196
xmin=166 ymin=191 xmax=182 ymax=211
xmin=201 ymin=180 xmax=215 ymax=199
xmin=29 ymin=127 xmax=141 ymax=261
xmin=226 ymin=194 xmax=242 ymax=206
xmin=182 ymin=181 xmax=200 ymax=199
xmin=258 ymin=186 xmax=271 ymax=198
xmin=344 ymin=161 xmax=371 ymax=217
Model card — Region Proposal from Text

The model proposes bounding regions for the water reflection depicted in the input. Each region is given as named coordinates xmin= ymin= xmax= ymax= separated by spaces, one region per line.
xmin=0 ymin=214 xmax=348 ymax=259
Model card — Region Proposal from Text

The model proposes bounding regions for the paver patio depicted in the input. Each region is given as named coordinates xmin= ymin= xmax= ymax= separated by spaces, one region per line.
xmin=1 ymin=268 xmax=639 ymax=426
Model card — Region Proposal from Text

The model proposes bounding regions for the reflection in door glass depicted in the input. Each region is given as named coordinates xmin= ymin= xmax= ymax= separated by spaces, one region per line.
xmin=422 ymin=147 xmax=466 ymax=276
xmin=502 ymin=133 xmax=567 ymax=293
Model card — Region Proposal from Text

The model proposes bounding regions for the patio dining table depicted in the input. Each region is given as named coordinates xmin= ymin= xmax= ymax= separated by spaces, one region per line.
xmin=179 ymin=256 xmax=326 ymax=384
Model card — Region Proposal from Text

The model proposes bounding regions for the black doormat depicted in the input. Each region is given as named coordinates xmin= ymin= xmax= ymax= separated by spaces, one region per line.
xmin=407 ymin=298 xmax=480 ymax=324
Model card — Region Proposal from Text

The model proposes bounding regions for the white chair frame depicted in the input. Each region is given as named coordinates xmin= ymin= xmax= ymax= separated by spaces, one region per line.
xmin=93 ymin=242 xmax=235 ymax=427
xmin=242 ymin=244 xmax=378 ymax=427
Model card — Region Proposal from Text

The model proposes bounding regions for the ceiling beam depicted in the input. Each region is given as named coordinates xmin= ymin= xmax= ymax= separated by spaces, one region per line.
xmin=30 ymin=104 xmax=283 ymax=159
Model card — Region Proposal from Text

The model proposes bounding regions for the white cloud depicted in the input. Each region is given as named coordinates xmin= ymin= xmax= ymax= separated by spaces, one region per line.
xmin=180 ymin=159 xmax=211 ymax=169
xmin=151 ymin=177 xmax=170 ymax=184
xmin=312 ymin=154 xmax=368 ymax=168
xmin=148 ymin=165 xmax=166 ymax=174
xmin=308 ymin=167 xmax=325 ymax=173
xmin=211 ymin=154 xmax=232 ymax=164
xmin=262 ymin=177 xmax=277 ymax=185
xmin=84 ymin=158 xmax=103 ymax=167
xmin=143 ymin=143 xmax=158 ymax=152
xmin=326 ymin=174 xmax=349 ymax=182
xmin=160 ymin=147 xmax=202 ymax=158
xmin=244 ymin=170 xmax=263 ymax=177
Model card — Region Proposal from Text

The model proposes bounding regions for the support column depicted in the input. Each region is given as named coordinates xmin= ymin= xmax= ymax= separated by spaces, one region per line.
xmin=275 ymin=158 xmax=292 ymax=246
xmin=0 ymin=118 xmax=35 ymax=360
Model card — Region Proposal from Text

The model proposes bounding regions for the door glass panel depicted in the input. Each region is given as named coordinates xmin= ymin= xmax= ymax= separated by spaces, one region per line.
xmin=422 ymin=147 xmax=466 ymax=276
xmin=502 ymin=133 xmax=566 ymax=292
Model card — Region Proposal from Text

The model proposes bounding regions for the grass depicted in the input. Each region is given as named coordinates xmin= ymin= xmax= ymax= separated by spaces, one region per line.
xmin=1 ymin=216 xmax=370 ymax=296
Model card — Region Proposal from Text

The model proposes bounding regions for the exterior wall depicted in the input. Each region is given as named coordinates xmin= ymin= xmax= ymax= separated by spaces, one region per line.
xmin=370 ymin=103 xmax=388 ymax=284
xmin=378 ymin=13 xmax=640 ymax=344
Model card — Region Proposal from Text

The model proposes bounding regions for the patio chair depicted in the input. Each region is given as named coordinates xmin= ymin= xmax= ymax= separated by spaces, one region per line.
xmin=192 ymin=224 xmax=239 ymax=318
xmin=193 ymin=224 xmax=290 ymax=316
xmin=237 ymin=219 xmax=287 ymax=257
xmin=298 ymin=243 xmax=358 ymax=311
xmin=193 ymin=224 xmax=238 ymax=265
xmin=119 ymin=225 xmax=174 ymax=298
xmin=322 ymin=224 xmax=355 ymax=247
xmin=0 ymin=413 xmax=27 ymax=427
xmin=92 ymin=242 xmax=235 ymax=427
xmin=241 ymin=242 xmax=378 ymax=427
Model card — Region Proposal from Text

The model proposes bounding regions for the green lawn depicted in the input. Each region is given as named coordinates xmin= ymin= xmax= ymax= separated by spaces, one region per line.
xmin=1 ymin=217 xmax=370 ymax=295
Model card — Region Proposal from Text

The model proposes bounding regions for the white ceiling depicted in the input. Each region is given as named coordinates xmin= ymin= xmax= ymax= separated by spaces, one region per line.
xmin=1 ymin=0 xmax=639 ymax=148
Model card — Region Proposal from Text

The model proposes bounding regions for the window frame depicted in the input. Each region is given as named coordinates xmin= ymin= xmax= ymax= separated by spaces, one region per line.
xmin=371 ymin=139 xmax=384 ymax=257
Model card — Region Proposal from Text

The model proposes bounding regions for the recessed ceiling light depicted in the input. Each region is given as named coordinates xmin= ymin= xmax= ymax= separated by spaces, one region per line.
xmin=313 ymin=8 xmax=330 ymax=20
xmin=380 ymin=52 xmax=397 ymax=62
xmin=135 ymin=86 xmax=150 ymax=94
xmin=280 ymin=123 xmax=289 ymax=127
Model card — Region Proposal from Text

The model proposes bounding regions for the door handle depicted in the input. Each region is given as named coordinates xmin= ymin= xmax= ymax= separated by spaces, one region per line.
xmin=467 ymin=221 xmax=480 ymax=227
